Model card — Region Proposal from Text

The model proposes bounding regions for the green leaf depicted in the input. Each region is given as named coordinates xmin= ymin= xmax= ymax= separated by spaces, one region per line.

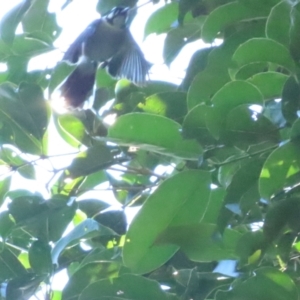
xmin=94 ymin=210 xmax=127 ymax=235
xmin=67 ymin=143 xmax=114 ymax=178
xmin=182 ymin=104 xmax=216 ymax=145
xmin=11 ymin=34 xmax=53 ymax=58
xmin=17 ymin=164 xmax=36 ymax=180
xmin=263 ymin=199 xmax=293 ymax=243
xmin=139 ymin=80 xmax=177 ymax=96
xmin=55 ymin=113 xmax=89 ymax=148
xmin=0 ymin=211 xmax=15 ymax=238
xmin=224 ymin=105 xmax=279 ymax=149
xmin=247 ymin=72 xmax=288 ymax=100
xmin=108 ymin=113 xmax=202 ymax=160
xmin=232 ymin=38 xmax=296 ymax=74
xmin=8 ymin=193 xmax=76 ymax=242
xmin=78 ymin=199 xmax=110 ymax=218
xmin=75 ymin=170 xmax=108 ymax=196
xmin=201 ymin=188 xmax=225 ymax=224
xmin=156 ymin=223 xmax=241 ymax=261
xmin=0 ymin=243 xmax=27 ymax=281
xmin=0 ymin=82 xmax=42 ymax=154
xmin=6 ymin=274 xmax=43 ymax=300
xmin=144 ymin=2 xmax=178 ymax=38
xmin=234 ymin=62 xmax=268 ymax=80
xmin=63 ymin=262 xmax=120 ymax=300
xmin=29 ymin=240 xmax=52 ymax=274
xmin=52 ymin=218 xmax=115 ymax=265
xmin=48 ymin=61 xmax=76 ymax=96
xmin=180 ymin=47 xmax=213 ymax=91
xmin=202 ymin=1 xmax=270 ymax=43
xmin=163 ymin=21 xmax=202 ymax=65
xmin=281 ymin=76 xmax=300 ymax=125
xmin=95 ymin=67 xmax=117 ymax=88
xmin=123 ymin=170 xmax=211 ymax=274
xmin=22 ymin=0 xmax=62 ymax=42
xmin=290 ymin=118 xmax=300 ymax=140
xmin=138 ymin=91 xmax=187 ymax=123
xmin=218 ymin=158 xmax=264 ymax=232
xmin=212 ymin=80 xmax=263 ymax=110
xmin=18 ymin=82 xmax=50 ymax=140
xmin=0 ymin=0 xmax=31 ymax=44
xmin=188 ymin=20 xmax=265 ymax=109
xmin=266 ymin=1 xmax=291 ymax=47
xmin=79 ymin=274 xmax=177 ymax=300
xmin=216 ymin=267 xmax=298 ymax=300
xmin=0 ymin=175 xmax=11 ymax=207
xmin=259 ymin=141 xmax=300 ymax=200
xmin=236 ymin=231 xmax=264 ymax=264
xmin=205 ymin=81 xmax=264 ymax=139
xmin=289 ymin=3 xmax=300 ymax=62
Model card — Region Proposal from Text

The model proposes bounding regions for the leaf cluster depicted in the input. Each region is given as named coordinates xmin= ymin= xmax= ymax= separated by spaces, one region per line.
xmin=0 ymin=0 xmax=300 ymax=299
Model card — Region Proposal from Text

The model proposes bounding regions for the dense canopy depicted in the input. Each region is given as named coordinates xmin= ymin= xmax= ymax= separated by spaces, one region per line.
xmin=0 ymin=0 xmax=300 ymax=299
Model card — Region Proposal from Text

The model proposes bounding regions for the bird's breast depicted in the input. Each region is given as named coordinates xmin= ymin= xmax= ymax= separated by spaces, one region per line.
xmin=84 ymin=20 xmax=126 ymax=62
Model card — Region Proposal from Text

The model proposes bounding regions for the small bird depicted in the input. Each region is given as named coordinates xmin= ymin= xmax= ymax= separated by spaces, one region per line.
xmin=60 ymin=6 xmax=150 ymax=107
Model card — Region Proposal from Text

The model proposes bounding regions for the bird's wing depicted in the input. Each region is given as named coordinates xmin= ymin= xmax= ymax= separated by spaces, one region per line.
xmin=106 ymin=31 xmax=151 ymax=84
xmin=63 ymin=19 xmax=101 ymax=63
xmin=60 ymin=57 xmax=98 ymax=107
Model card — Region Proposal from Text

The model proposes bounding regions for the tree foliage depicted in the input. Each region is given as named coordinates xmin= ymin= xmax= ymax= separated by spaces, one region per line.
xmin=0 ymin=0 xmax=300 ymax=299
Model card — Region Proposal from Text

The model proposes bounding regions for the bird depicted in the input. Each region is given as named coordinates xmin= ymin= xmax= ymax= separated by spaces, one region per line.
xmin=60 ymin=6 xmax=151 ymax=108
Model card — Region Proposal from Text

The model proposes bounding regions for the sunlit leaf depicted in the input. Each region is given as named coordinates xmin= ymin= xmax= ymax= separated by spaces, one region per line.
xmin=108 ymin=113 xmax=202 ymax=160
xmin=232 ymin=38 xmax=296 ymax=74
xmin=123 ymin=170 xmax=211 ymax=274
xmin=0 ymin=0 xmax=31 ymax=44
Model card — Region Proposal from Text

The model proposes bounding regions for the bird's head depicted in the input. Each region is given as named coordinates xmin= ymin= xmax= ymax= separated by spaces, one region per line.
xmin=105 ymin=6 xmax=130 ymax=28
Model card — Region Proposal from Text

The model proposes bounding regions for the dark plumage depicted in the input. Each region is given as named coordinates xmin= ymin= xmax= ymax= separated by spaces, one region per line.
xmin=60 ymin=7 xmax=150 ymax=107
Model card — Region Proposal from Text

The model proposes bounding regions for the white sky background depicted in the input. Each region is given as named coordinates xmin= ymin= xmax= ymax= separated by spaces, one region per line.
xmin=0 ymin=0 xmax=208 ymax=296
xmin=1 ymin=0 xmax=208 ymax=82
xmin=0 ymin=0 xmax=209 ymax=194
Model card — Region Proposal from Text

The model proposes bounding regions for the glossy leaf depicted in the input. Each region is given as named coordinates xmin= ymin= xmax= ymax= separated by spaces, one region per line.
xmin=67 ymin=144 xmax=114 ymax=178
xmin=0 ymin=0 xmax=31 ymax=44
xmin=6 ymin=274 xmax=44 ymax=300
xmin=123 ymin=170 xmax=211 ymax=274
xmin=48 ymin=61 xmax=76 ymax=96
xmin=224 ymin=105 xmax=279 ymax=149
xmin=182 ymin=104 xmax=216 ymax=145
xmin=281 ymin=76 xmax=300 ymax=125
xmin=11 ymin=34 xmax=53 ymax=58
xmin=29 ymin=240 xmax=52 ymax=274
xmin=52 ymin=218 xmax=115 ymax=265
xmin=63 ymin=262 xmax=120 ymax=300
xmin=0 ymin=243 xmax=27 ymax=281
xmin=163 ymin=21 xmax=202 ymax=65
xmin=216 ymin=267 xmax=298 ymax=300
xmin=259 ymin=141 xmax=300 ymax=200
xmin=156 ymin=223 xmax=241 ymax=261
xmin=55 ymin=113 xmax=89 ymax=148
xmin=0 ymin=82 xmax=42 ymax=154
xmin=18 ymin=82 xmax=50 ymax=140
xmin=108 ymin=113 xmax=202 ymax=160
xmin=247 ymin=72 xmax=288 ymax=100
xmin=232 ymin=38 xmax=296 ymax=74
xmin=212 ymin=80 xmax=263 ymax=110
xmin=202 ymin=1 xmax=270 ymax=43
xmin=144 ymin=2 xmax=178 ymax=38
xmin=188 ymin=20 xmax=265 ymax=109
xmin=266 ymin=1 xmax=291 ymax=47
xmin=289 ymin=3 xmax=300 ymax=62
xmin=22 ymin=0 xmax=62 ymax=42
xmin=138 ymin=91 xmax=187 ymax=122
xmin=79 ymin=274 xmax=177 ymax=300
